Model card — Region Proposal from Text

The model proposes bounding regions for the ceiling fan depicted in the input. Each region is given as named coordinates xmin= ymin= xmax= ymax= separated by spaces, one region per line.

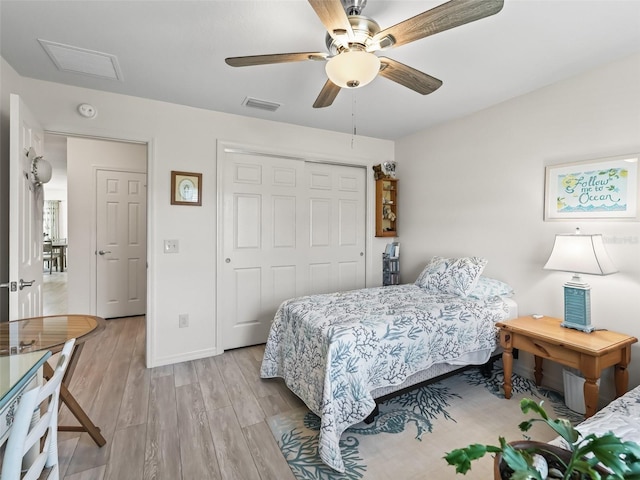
xmin=225 ymin=0 xmax=504 ymax=108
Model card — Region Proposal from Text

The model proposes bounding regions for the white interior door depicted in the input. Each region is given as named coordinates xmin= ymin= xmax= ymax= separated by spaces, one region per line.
xmin=306 ymin=162 xmax=366 ymax=294
xmin=220 ymin=153 xmax=306 ymax=349
xmin=96 ymin=170 xmax=147 ymax=319
xmin=5 ymin=94 xmax=45 ymax=320
xmin=219 ymin=150 xmax=366 ymax=350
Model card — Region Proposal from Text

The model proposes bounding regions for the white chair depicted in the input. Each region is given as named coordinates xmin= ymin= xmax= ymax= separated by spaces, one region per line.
xmin=1 ymin=339 xmax=76 ymax=480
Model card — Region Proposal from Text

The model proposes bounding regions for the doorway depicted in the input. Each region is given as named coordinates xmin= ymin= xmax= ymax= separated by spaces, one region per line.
xmin=42 ymin=133 xmax=69 ymax=315
xmin=42 ymin=134 xmax=148 ymax=318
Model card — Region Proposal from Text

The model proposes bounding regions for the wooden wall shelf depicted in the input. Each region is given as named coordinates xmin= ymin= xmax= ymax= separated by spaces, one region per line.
xmin=375 ymin=178 xmax=397 ymax=237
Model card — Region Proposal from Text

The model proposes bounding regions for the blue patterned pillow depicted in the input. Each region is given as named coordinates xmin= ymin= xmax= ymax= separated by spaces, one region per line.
xmin=468 ymin=276 xmax=514 ymax=299
xmin=415 ymin=256 xmax=488 ymax=297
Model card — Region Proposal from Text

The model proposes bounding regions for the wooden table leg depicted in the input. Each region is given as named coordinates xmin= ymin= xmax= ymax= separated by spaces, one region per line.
xmin=58 ymin=383 xmax=106 ymax=446
xmin=534 ymin=355 xmax=543 ymax=386
xmin=614 ymin=363 xmax=630 ymax=398
xmin=583 ymin=377 xmax=599 ymax=418
xmin=43 ymin=357 xmax=106 ymax=447
xmin=501 ymin=332 xmax=513 ymax=399
xmin=614 ymin=346 xmax=631 ymax=398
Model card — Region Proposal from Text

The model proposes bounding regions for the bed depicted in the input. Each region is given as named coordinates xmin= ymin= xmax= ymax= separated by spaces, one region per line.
xmin=551 ymin=385 xmax=640 ymax=448
xmin=260 ymin=256 xmax=516 ymax=472
xmin=549 ymin=384 xmax=640 ymax=474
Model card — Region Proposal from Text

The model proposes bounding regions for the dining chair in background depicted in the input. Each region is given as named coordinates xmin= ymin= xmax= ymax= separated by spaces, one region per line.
xmin=42 ymin=241 xmax=61 ymax=274
xmin=0 ymin=338 xmax=76 ymax=480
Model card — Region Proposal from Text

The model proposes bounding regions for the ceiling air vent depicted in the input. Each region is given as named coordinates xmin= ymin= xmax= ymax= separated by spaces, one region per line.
xmin=242 ymin=97 xmax=281 ymax=112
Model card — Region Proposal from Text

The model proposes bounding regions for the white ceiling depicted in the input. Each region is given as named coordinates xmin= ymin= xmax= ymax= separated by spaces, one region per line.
xmin=2 ymin=1 xmax=640 ymax=141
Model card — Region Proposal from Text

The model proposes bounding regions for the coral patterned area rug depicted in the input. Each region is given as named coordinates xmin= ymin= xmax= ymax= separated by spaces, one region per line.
xmin=267 ymin=366 xmax=582 ymax=479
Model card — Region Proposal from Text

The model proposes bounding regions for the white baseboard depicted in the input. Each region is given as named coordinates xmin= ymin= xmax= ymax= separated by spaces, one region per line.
xmin=148 ymin=347 xmax=219 ymax=368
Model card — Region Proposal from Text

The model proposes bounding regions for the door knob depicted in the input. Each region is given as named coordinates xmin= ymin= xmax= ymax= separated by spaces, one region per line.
xmin=98 ymin=250 xmax=112 ymax=255
xmin=19 ymin=279 xmax=35 ymax=290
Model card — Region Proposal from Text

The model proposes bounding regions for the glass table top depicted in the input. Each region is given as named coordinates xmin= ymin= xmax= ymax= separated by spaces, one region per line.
xmin=0 ymin=315 xmax=104 ymax=356
xmin=0 ymin=350 xmax=51 ymax=410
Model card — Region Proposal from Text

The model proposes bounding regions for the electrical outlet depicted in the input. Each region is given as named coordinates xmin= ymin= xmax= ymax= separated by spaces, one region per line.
xmin=179 ymin=314 xmax=189 ymax=328
xmin=164 ymin=239 xmax=179 ymax=253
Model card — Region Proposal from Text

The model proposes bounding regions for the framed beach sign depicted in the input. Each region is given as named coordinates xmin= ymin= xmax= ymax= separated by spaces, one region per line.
xmin=544 ymin=154 xmax=639 ymax=221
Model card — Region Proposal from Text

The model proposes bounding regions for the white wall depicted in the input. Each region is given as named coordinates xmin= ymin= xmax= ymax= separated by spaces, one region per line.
xmin=66 ymin=137 xmax=147 ymax=314
xmin=396 ymin=53 xmax=640 ymax=399
xmin=0 ymin=57 xmax=395 ymax=366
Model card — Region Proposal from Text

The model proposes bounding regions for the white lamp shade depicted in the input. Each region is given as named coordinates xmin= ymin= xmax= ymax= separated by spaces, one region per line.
xmin=325 ymin=51 xmax=380 ymax=89
xmin=543 ymin=233 xmax=617 ymax=275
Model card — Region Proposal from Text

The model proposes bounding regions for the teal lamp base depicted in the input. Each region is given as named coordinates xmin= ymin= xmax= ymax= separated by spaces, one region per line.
xmin=562 ymin=283 xmax=593 ymax=333
xmin=561 ymin=320 xmax=595 ymax=333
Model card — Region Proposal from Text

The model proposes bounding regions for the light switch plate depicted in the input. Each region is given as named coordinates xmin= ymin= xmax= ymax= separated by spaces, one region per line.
xmin=164 ymin=239 xmax=179 ymax=253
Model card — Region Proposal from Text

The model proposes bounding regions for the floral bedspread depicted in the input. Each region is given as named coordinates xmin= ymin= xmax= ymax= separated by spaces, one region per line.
xmin=260 ymin=284 xmax=511 ymax=472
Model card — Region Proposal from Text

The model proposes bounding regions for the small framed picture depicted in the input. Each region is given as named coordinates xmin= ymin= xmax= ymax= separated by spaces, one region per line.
xmin=171 ymin=171 xmax=202 ymax=206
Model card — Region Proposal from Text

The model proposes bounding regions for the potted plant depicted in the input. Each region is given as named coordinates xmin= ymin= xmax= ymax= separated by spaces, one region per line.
xmin=444 ymin=398 xmax=640 ymax=479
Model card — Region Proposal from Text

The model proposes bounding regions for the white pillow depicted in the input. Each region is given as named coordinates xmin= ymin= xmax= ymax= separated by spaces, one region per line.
xmin=467 ymin=276 xmax=514 ymax=299
xmin=415 ymin=256 xmax=488 ymax=297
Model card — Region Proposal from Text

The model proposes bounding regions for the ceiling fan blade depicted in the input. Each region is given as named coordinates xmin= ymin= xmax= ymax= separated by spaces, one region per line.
xmin=374 ymin=0 xmax=504 ymax=49
xmin=308 ymin=0 xmax=354 ymax=41
xmin=378 ymin=57 xmax=442 ymax=95
xmin=225 ymin=52 xmax=327 ymax=67
xmin=313 ymin=79 xmax=341 ymax=108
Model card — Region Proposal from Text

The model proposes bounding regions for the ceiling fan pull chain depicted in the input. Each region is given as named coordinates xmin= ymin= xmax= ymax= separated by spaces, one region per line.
xmin=351 ymin=93 xmax=357 ymax=149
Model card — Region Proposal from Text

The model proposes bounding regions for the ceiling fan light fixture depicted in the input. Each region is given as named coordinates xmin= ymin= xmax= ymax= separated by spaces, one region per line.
xmin=325 ymin=51 xmax=380 ymax=89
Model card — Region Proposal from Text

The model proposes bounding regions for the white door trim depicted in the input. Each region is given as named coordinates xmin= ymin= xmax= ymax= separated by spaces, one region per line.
xmin=43 ymin=130 xmax=156 ymax=367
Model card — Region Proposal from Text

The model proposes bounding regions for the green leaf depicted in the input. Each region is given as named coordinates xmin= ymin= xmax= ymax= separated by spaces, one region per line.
xmin=520 ymin=398 xmax=550 ymax=420
xmin=546 ymin=418 xmax=580 ymax=445
xmin=444 ymin=444 xmax=498 ymax=474
xmin=519 ymin=399 xmax=579 ymax=444
xmin=566 ymin=458 xmax=603 ymax=480
xmin=501 ymin=443 xmax=543 ymax=480
xmin=518 ymin=420 xmax=534 ymax=433
xmin=574 ymin=433 xmax=640 ymax=478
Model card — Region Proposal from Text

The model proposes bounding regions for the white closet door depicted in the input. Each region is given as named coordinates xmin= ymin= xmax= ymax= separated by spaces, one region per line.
xmin=219 ymin=151 xmax=366 ymax=350
xmin=305 ymin=162 xmax=366 ymax=294
xmin=220 ymin=152 xmax=306 ymax=349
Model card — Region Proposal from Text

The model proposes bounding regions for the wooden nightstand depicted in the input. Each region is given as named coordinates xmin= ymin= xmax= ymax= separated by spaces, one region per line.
xmin=496 ymin=316 xmax=637 ymax=418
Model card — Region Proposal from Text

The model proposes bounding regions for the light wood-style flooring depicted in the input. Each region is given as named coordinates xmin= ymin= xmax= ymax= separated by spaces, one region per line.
xmin=39 ymin=271 xmax=302 ymax=479
xmin=55 ymin=316 xmax=301 ymax=480
xmin=43 ymin=271 xmax=68 ymax=316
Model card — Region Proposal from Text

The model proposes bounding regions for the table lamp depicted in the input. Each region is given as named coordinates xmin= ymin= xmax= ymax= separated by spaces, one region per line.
xmin=543 ymin=228 xmax=617 ymax=332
